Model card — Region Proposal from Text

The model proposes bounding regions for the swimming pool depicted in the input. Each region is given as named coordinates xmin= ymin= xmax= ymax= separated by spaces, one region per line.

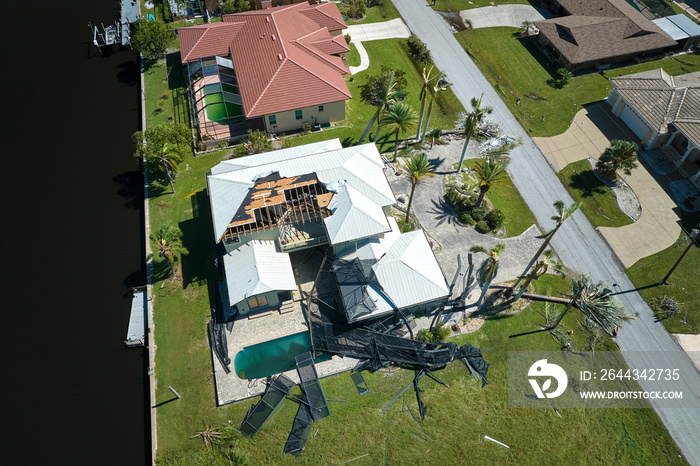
xmin=234 ymin=331 xmax=331 ymax=380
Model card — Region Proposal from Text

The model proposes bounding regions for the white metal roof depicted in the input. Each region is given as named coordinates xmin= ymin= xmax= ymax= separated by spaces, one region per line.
xmin=323 ymin=184 xmax=391 ymax=246
xmin=208 ymin=142 xmax=395 ymax=241
xmin=652 ymin=14 xmax=700 ymax=40
xmin=210 ymin=139 xmax=343 ymax=175
xmin=222 ymin=240 xmax=297 ymax=306
xmin=341 ymin=218 xmax=449 ymax=319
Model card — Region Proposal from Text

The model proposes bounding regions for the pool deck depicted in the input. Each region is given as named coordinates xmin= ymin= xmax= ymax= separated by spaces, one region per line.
xmin=212 ymin=249 xmax=361 ymax=405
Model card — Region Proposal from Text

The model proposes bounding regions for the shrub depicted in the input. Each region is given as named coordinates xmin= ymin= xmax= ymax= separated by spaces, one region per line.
xmin=485 ymin=209 xmax=505 ymax=229
xmin=475 ymin=220 xmax=490 ymax=233
xmin=342 ymin=0 xmax=366 ymax=19
xmin=651 ymin=295 xmax=681 ymax=320
xmin=458 ymin=196 xmax=474 ymax=213
xmin=302 ymin=122 xmax=312 ymax=135
xmin=435 ymin=322 xmax=451 ymax=341
xmin=406 ymin=34 xmax=431 ymax=64
xmin=416 ymin=328 xmax=433 ymax=343
xmin=445 ymin=187 xmax=460 ymax=206
xmin=344 ymin=34 xmax=351 ymax=45
xmin=471 ymin=205 xmax=488 ymax=221
xmin=459 ymin=211 xmax=474 ymax=225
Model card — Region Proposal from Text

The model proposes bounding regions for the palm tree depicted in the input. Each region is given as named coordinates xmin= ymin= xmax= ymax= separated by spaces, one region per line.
xmin=397 ymin=152 xmax=436 ymax=222
xmin=381 ymin=102 xmax=419 ymax=161
xmin=153 ymin=142 xmax=186 ymax=194
xmin=595 ymin=140 xmax=639 ymax=181
xmin=470 ymin=244 xmax=505 ymax=307
xmin=513 ymin=250 xmax=565 ymax=300
xmin=570 ymin=275 xmax=636 ymax=336
xmin=520 ymin=20 xmax=534 ymax=35
xmin=472 ymin=156 xmax=510 ymax=207
xmin=513 ymin=200 xmax=580 ymax=290
xmin=151 ymin=222 xmax=189 ymax=277
xmin=457 ymin=94 xmax=493 ymax=173
xmin=358 ymin=71 xmax=404 ymax=144
xmin=419 ymin=75 xmax=443 ymax=143
xmin=416 ymin=66 xmax=436 ymax=140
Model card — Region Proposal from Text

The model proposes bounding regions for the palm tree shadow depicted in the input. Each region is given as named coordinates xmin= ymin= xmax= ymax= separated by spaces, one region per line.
xmin=568 ymin=170 xmax=606 ymax=198
xmin=429 ymin=198 xmax=457 ymax=226
xmin=427 ymin=156 xmax=448 ymax=174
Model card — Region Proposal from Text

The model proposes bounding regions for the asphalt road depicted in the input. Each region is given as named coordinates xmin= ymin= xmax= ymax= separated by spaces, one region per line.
xmin=394 ymin=1 xmax=700 ymax=463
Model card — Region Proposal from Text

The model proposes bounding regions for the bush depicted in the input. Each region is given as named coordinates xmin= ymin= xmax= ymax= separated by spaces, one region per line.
xmin=458 ymin=196 xmax=474 ymax=213
xmin=342 ymin=0 xmax=366 ymax=19
xmin=406 ymin=34 xmax=431 ymax=64
xmin=651 ymin=295 xmax=681 ymax=320
xmin=485 ymin=209 xmax=505 ymax=229
xmin=416 ymin=328 xmax=433 ymax=343
xmin=471 ymin=205 xmax=488 ymax=221
xmin=459 ymin=211 xmax=475 ymax=225
xmin=344 ymin=34 xmax=351 ymax=45
xmin=435 ymin=322 xmax=451 ymax=341
xmin=475 ymin=220 xmax=490 ymax=233
xmin=445 ymin=187 xmax=460 ymax=206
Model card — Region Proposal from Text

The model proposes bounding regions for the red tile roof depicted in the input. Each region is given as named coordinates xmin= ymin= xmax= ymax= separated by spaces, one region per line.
xmin=178 ymin=22 xmax=244 ymax=64
xmin=179 ymin=2 xmax=350 ymax=119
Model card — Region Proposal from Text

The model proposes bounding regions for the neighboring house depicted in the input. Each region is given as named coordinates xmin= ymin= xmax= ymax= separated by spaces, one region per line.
xmin=207 ymin=139 xmax=449 ymax=322
xmin=607 ymin=69 xmax=700 ymax=187
xmin=534 ymin=0 xmax=677 ymax=71
xmin=652 ymin=14 xmax=700 ymax=51
xmin=178 ymin=1 xmax=350 ymax=143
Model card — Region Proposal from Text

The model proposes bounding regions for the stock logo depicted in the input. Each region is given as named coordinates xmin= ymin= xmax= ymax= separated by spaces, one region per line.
xmin=528 ymin=359 xmax=568 ymax=399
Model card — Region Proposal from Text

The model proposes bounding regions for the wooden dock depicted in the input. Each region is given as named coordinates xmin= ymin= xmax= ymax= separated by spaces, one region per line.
xmin=125 ymin=289 xmax=147 ymax=347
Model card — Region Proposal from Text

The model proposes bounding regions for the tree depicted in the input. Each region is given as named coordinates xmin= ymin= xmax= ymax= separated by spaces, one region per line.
xmin=416 ymin=66 xmax=435 ymax=140
xmin=397 ymin=152 xmax=435 ymax=222
xmin=520 ymin=20 xmax=535 ymax=35
xmin=470 ymin=244 xmax=505 ymax=307
xmin=595 ymin=139 xmax=639 ymax=181
xmin=381 ymin=102 xmax=419 ymax=161
xmin=220 ymin=0 xmax=250 ymax=14
xmin=556 ymin=67 xmax=572 ymax=87
xmin=513 ymin=200 xmax=580 ymax=290
xmin=342 ymin=0 xmax=366 ymax=19
xmin=407 ymin=34 xmax=431 ymax=64
xmin=513 ymin=250 xmax=565 ymax=300
xmin=570 ymin=275 xmax=635 ymax=336
xmin=419 ymin=74 xmax=443 ymax=143
xmin=358 ymin=68 xmax=407 ymax=144
xmin=131 ymin=18 xmax=174 ymax=60
xmin=151 ymin=222 xmax=189 ymax=277
xmin=471 ymin=156 xmax=510 ymax=207
xmin=133 ymin=124 xmax=190 ymax=193
xmin=457 ymin=94 xmax=493 ymax=172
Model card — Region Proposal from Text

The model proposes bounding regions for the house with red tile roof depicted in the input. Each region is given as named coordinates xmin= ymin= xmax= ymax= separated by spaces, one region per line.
xmin=178 ymin=1 xmax=350 ymax=142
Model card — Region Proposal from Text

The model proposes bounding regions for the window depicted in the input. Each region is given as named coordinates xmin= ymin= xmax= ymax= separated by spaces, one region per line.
xmin=268 ymin=115 xmax=277 ymax=125
xmin=247 ymin=295 xmax=268 ymax=309
xmin=295 ymin=109 xmax=303 ymax=120
xmin=318 ymin=105 xmax=324 ymax=112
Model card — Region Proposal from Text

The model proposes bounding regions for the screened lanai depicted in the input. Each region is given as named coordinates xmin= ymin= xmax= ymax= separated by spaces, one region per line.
xmin=187 ymin=56 xmax=262 ymax=142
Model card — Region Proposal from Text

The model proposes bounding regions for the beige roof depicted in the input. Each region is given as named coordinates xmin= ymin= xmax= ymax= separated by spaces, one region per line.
xmin=611 ymin=69 xmax=700 ymax=145
xmin=535 ymin=0 xmax=676 ymax=66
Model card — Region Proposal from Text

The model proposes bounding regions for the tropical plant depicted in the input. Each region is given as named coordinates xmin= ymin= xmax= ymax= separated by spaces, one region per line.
xmin=513 ymin=200 xmax=580 ymax=290
xmin=457 ymin=94 xmax=493 ymax=172
xmin=358 ymin=70 xmax=406 ymax=144
xmin=131 ymin=18 xmax=175 ymax=60
xmin=419 ymin=75 xmax=443 ymax=143
xmin=133 ymin=124 xmax=190 ymax=193
xmin=595 ymin=140 xmax=639 ymax=181
xmin=151 ymin=222 xmax=189 ymax=277
xmin=190 ymin=422 xmax=221 ymax=447
xmin=556 ymin=67 xmax=573 ymax=87
xmin=397 ymin=152 xmax=435 ymax=222
xmin=381 ymin=102 xmax=419 ymax=161
xmin=513 ymin=250 xmax=566 ymax=300
xmin=571 ymin=275 xmax=636 ymax=336
xmin=470 ymin=243 xmax=505 ymax=307
xmin=520 ymin=20 xmax=535 ymax=35
xmin=472 ymin=156 xmax=511 ymax=207
xmin=416 ymin=66 xmax=436 ymax=140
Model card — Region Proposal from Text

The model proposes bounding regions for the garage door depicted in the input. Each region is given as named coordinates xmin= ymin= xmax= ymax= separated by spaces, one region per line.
xmin=619 ymin=105 xmax=649 ymax=141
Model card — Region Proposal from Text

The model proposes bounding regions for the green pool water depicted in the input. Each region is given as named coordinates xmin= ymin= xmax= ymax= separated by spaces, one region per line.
xmin=234 ymin=331 xmax=331 ymax=380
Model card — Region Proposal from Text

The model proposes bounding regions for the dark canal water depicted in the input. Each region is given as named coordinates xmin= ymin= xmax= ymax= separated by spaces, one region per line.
xmin=4 ymin=1 xmax=147 ymax=464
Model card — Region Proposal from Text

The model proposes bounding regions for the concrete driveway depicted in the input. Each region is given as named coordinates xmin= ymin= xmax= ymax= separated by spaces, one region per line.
xmin=343 ymin=18 xmax=411 ymax=74
xmin=533 ymin=102 xmax=681 ymax=268
xmin=459 ymin=4 xmax=552 ymax=29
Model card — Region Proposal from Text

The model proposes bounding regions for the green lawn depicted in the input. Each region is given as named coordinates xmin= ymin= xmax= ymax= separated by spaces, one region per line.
xmin=156 ymin=267 xmax=682 ymax=464
xmin=347 ymin=43 xmax=361 ymax=67
xmin=429 ymin=0 xmax=530 ymax=12
xmin=286 ymin=39 xmax=464 ymax=152
xmin=344 ymin=0 xmax=400 ymax=24
xmin=557 ymin=160 xmax=634 ymax=228
xmin=455 ymin=27 xmax=700 ymax=137
xmin=626 ymin=211 xmax=700 ymax=334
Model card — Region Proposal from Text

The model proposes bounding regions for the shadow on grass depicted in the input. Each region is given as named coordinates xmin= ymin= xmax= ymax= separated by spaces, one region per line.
xmin=166 ymin=51 xmax=190 ymax=126
xmin=179 ymin=190 xmax=218 ymax=289
xmin=518 ymin=36 xmax=559 ymax=81
xmin=568 ymin=169 xmax=607 ymax=198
